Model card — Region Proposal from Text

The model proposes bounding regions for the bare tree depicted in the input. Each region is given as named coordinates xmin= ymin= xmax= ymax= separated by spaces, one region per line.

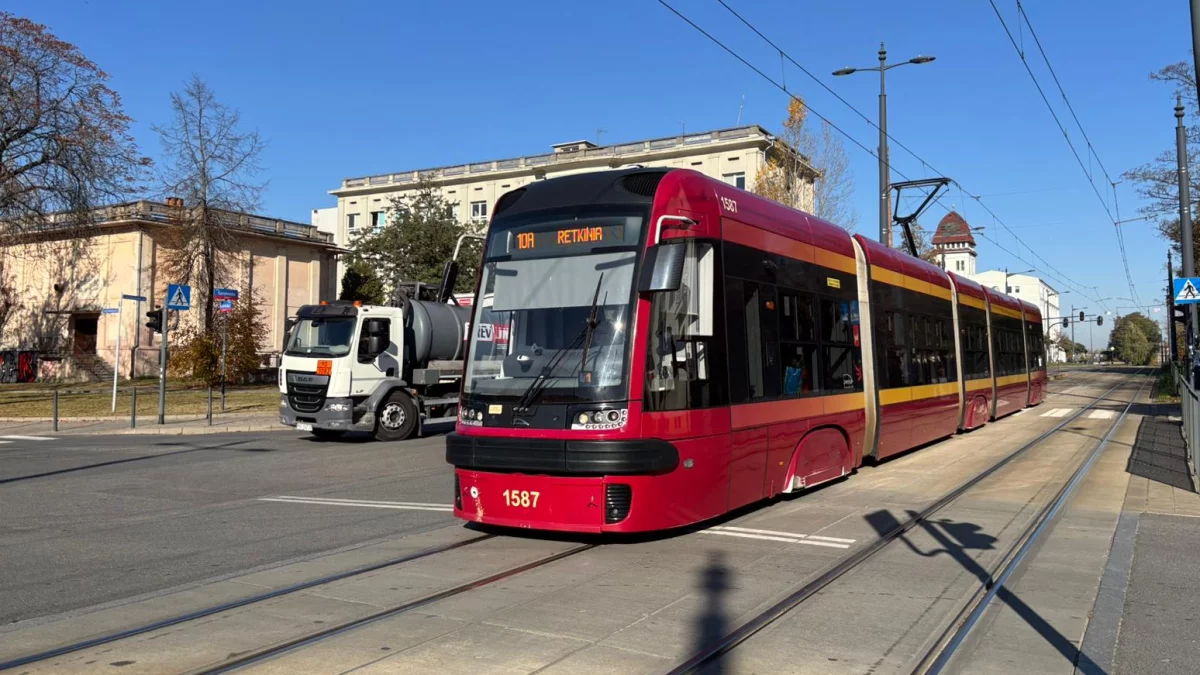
xmin=801 ymin=120 xmax=858 ymax=229
xmin=153 ymin=75 xmax=265 ymax=332
xmin=0 ymin=13 xmax=148 ymax=240
xmin=1123 ymin=59 xmax=1200 ymax=264
xmin=753 ymin=97 xmax=857 ymax=228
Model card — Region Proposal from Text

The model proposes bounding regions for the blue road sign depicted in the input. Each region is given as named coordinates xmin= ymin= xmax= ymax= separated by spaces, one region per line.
xmin=167 ymin=284 xmax=192 ymax=311
xmin=101 ymin=307 xmax=120 ymax=314
xmin=214 ymin=288 xmax=239 ymax=300
xmin=121 ymin=293 xmax=147 ymax=302
xmin=1175 ymin=278 xmax=1200 ymax=305
xmin=218 ymin=300 xmax=233 ymax=313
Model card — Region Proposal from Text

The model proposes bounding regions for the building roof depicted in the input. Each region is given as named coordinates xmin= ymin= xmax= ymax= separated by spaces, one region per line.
xmin=333 ymin=125 xmax=812 ymax=194
xmin=931 ymin=210 xmax=976 ymax=246
xmin=17 ymin=200 xmax=337 ymax=249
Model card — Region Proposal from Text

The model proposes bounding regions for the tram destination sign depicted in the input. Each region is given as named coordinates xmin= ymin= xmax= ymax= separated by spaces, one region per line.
xmin=510 ymin=223 xmax=625 ymax=255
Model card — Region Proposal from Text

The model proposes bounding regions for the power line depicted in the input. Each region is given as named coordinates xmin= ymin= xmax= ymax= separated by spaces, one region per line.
xmin=989 ymin=0 xmax=1139 ymax=308
xmin=661 ymin=0 xmax=1113 ymax=312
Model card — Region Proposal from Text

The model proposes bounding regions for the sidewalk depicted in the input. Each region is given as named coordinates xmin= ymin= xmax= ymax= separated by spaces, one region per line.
xmin=1094 ymin=406 xmax=1200 ymax=675
xmin=0 ymin=412 xmax=286 ymax=436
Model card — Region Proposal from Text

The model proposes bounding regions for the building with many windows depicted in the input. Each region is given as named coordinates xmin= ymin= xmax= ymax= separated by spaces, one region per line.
xmin=931 ymin=210 xmax=977 ymax=275
xmin=321 ymin=125 xmax=816 ymax=281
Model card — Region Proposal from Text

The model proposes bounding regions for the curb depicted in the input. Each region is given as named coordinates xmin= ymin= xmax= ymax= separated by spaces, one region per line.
xmin=116 ymin=425 xmax=290 ymax=436
xmin=0 ymin=414 xmax=275 ymax=423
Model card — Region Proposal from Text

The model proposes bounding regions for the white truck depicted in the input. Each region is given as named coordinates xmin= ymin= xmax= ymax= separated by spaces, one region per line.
xmin=278 ymin=280 xmax=472 ymax=441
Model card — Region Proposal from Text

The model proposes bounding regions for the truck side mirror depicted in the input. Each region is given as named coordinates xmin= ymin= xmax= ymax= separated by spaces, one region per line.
xmin=638 ymin=243 xmax=686 ymax=293
xmin=358 ymin=319 xmax=389 ymax=362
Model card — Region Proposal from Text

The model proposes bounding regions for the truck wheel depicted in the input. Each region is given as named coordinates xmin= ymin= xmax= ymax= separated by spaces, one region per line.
xmin=375 ymin=391 xmax=418 ymax=441
xmin=312 ymin=429 xmax=344 ymax=441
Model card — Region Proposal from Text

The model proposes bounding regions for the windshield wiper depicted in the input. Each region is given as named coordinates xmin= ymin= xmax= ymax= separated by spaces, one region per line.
xmin=577 ymin=274 xmax=605 ymax=378
xmin=513 ymin=274 xmax=604 ymax=413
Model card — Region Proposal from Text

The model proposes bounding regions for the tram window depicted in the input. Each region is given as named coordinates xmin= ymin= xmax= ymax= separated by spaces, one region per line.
xmin=725 ymin=278 xmax=749 ymax=403
xmin=781 ymin=343 xmax=817 ymax=395
xmin=886 ymin=311 xmax=907 ymax=346
xmin=884 ymin=347 xmax=909 ymax=387
xmin=820 ymin=298 xmax=854 ymax=344
xmin=780 ymin=292 xmax=816 ymax=342
xmin=644 ymin=240 xmax=726 ymax=411
xmin=822 ymin=346 xmax=862 ymax=391
xmin=743 ymin=282 xmax=765 ymax=399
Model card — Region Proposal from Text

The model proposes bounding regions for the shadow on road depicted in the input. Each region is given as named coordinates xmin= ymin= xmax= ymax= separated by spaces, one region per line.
xmin=866 ymin=509 xmax=1108 ymax=673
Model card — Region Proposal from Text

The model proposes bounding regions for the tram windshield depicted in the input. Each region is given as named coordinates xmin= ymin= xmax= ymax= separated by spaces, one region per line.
xmin=463 ymin=211 xmax=643 ymax=404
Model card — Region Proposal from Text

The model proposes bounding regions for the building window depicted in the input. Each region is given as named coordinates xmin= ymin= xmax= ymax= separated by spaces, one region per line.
xmin=955 ymin=260 xmax=965 ymax=272
xmin=347 ymin=213 xmax=358 ymax=230
xmin=470 ymin=201 xmax=488 ymax=222
xmin=370 ymin=211 xmax=386 ymax=228
xmin=1014 ymin=286 xmax=1021 ymax=294
xmin=724 ymin=172 xmax=746 ymax=190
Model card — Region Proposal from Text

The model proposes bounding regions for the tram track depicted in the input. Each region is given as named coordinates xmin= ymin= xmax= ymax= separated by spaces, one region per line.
xmin=0 ymin=533 xmax=496 ymax=671
xmin=666 ymin=369 xmax=1150 ymax=675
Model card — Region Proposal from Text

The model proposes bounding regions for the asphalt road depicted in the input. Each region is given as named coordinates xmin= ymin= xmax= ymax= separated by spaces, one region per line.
xmin=0 ymin=428 xmax=457 ymax=626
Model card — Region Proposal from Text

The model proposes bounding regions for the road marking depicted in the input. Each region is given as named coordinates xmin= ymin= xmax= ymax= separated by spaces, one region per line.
xmin=0 ymin=435 xmax=54 ymax=441
xmin=705 ymin=525 xmax=854 ymax=549
xmin=1040 ymin=408 xmax=1072 ymax=418
xmin=0 ymin=440 xmax=10 ymax=445
xmin=1088 ymin=410 xmax=1115 ymax=420
xmin=259 ymin=496 xmax=453 ymax=512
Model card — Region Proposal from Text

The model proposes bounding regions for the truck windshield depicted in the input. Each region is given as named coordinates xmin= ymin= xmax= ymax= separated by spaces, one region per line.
xmin=463 ymin=212 xmax=643 ymax=404
xmin=286 ymin=317 xmax=356 ymax=357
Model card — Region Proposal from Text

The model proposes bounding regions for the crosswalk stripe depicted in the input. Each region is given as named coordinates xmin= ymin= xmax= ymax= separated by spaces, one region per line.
xmin=1088 ymin=410 xmax=1115 ymax=420
xmin=1040 ymin=408 xmax=1072 ymax=418
xmin=716 ymin=525 xmax=857 ymax=544
xmin=258 ymin=496 xmax=453 ymax=512
xmin=703 ymin=530 xmax=852 ymax=549
xmin=0 ymin=435 xmax=54 ymax=441
xmin=0 ymin=440 xmax=11 ymax=445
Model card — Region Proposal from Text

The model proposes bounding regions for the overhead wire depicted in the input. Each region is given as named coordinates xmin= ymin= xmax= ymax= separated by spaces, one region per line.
xmin=657 ymin=0 xmax=1113 ymax=313
xmin=990 ymin=0 xmax=1140 ymax=307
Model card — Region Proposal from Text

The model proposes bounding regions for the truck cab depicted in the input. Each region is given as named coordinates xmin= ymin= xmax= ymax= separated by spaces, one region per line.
xmin=279 ymin=299 xmax=466 ymax=441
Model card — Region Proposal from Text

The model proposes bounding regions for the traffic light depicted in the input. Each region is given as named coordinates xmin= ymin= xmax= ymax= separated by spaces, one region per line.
xmin=145 ymin=307 xmax=164 ymax=334
xmin=1097 ymin=316 xmax=1103 ymax=326
xmin=1063 ymin=317 xmax=1069 ymax=328
xmin=1079 ymin=311 xmax=1085 ymax=322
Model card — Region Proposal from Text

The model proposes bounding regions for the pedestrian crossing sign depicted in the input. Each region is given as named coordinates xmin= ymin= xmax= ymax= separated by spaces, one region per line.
xmin=1174 ymin=278 xmax=1200 ymax=305
xmin=166 ymin=284 xmax=192 ymax=310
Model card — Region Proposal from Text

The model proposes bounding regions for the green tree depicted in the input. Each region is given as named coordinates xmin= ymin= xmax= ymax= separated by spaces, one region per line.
xmin=1108 ymin=312 xmax=1160 ymax=365
xmin=170 ymin=290 xmax=268 ymax=385
xmin=346 ymin=180 xmax=480 ymax=299
xmin=339 ymin=259 xmax=386 ymax=304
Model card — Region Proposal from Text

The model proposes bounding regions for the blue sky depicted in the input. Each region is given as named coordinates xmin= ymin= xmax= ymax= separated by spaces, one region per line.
xmin=13 ymin=0 xmax=1192 ymax=348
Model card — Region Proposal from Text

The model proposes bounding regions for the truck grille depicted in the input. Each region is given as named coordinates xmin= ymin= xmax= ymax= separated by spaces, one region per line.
xmin=286 ymin=371 xmax=328 ymax=413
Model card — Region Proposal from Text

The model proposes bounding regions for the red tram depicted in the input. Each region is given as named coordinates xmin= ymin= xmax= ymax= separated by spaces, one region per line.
xmin=447 ymin=169 xmax=1048 ymax=533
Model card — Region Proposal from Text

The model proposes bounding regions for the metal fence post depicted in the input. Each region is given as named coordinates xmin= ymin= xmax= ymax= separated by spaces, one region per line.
xmin=52 ymin=388 xmax=59 ymax=432
xmin=207 ymin=386 xmax=213 ymax=426
xmin=131 ymin=388 xmax=137 ymax=429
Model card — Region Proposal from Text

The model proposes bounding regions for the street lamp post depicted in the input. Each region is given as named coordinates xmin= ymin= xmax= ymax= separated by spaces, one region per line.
xmin=834 ymin=44 xmax=935 ymax=248
xmin=1004 ymin=268 xmax=1033 ymax=295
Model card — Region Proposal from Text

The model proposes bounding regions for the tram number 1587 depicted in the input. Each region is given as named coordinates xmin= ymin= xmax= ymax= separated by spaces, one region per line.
xmin=502 ymin=489 xmax=540 ymax=508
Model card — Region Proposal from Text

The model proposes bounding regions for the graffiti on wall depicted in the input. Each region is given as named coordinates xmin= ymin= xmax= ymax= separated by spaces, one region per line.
xmin=0 ymin=351 xmax=38 ymax=383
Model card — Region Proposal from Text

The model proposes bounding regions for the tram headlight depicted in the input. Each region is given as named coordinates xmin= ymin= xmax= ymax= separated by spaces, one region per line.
xmin=570 ymin=407 xmax=629 ymax=430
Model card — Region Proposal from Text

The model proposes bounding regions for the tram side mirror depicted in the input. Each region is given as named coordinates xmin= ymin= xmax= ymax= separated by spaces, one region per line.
xmin=639 ymin=243 xmax=686 ymax=293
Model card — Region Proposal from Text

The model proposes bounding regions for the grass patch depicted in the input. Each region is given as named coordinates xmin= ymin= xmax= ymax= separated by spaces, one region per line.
xmin=1153 ymin=366 xmax=1181 ymax=403
xmin=0 ymin=386 xmax=279 ymax=418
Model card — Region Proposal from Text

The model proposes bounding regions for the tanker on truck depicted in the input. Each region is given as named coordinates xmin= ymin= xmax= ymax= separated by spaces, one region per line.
xmin=278 ymin=238 xmax=480 ymax=441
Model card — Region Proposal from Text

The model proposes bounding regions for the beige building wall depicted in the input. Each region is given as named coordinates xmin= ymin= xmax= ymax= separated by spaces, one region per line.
xmin=327 ymin=126 xmax=816 ymax=282
xmin=0 ymin=202 xmax=339 ymax=381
